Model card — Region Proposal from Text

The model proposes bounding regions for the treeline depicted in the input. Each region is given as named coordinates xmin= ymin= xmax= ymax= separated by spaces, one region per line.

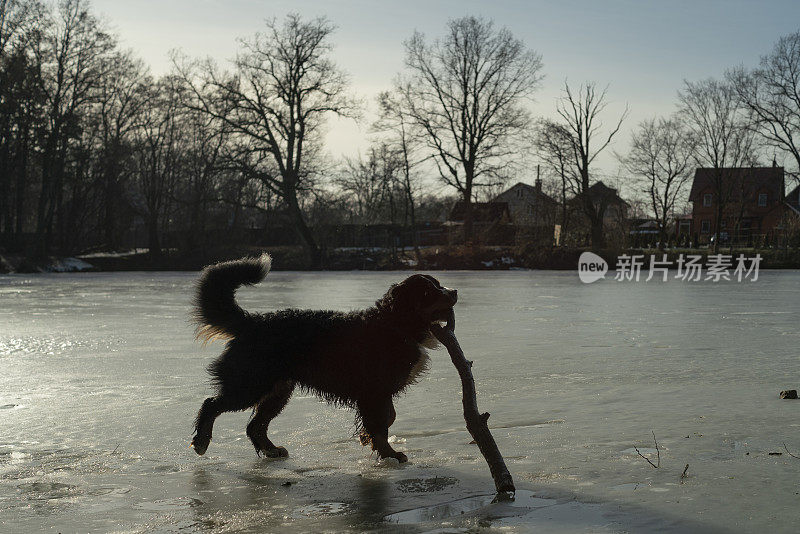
xmin=0 ymin=1 xmax=434 ymax=264
xmin=1 ymin=0 xmax=799 ymax=266
xmin=535 ymin=40 xmax=800 ymax=253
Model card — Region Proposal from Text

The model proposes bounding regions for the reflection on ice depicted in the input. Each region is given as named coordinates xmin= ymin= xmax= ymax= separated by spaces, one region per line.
xmin=293 ymin=501 xmax=351 ymax=518
xmin=384 ymin=490 xmax=551 ymax=524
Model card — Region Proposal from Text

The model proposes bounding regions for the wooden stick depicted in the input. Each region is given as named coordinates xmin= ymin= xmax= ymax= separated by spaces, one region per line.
xmin=430 ymin=309 xmax=516 ymax=493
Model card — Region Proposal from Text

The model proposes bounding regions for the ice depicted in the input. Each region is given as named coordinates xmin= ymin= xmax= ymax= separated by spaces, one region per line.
xmin=1 ymin=270 xmax=800 ymax=532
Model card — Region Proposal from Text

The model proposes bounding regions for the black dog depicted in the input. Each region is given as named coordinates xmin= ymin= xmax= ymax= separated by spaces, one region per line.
xmin=190 ymin=254 xmax=457 ymax=462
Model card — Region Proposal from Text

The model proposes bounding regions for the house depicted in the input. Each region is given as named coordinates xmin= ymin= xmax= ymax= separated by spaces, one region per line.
xmin=688 ymin=166 xmax=785 ymax=244
xmin=786 ymin=183 xmax=800 ymax=216
xmin=565 ymin=180 xmax=629 ymax=235
xmin=674 ymin=213 xmax=693 ymax=243
xmin=588 ymin=181 xmax=628 ymax=223
xmin=566 ymin=181 xmax=629 ymax=224
xmin=492 ymin=180 xmax=558 ymax=227
xmin=447 ymin=201 xmax=511 ymax=224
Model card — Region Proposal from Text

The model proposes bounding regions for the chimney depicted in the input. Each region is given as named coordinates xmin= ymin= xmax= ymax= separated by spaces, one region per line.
xmin=535 ymin=164 xmax=542 ymax=194
xmin=773 ymin=155 xmax=778 ymax=168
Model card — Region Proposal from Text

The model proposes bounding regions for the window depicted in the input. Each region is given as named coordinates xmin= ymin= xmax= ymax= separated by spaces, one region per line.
xmin=758 ymin=193 xmax=767 ymax=207
xmin=701 ymin=220 xmax=711 ymax=234
xmin=703 ymin=193 xmax=712 ymax=207
xmin=516 ymin=189 xmax=523 ymax=199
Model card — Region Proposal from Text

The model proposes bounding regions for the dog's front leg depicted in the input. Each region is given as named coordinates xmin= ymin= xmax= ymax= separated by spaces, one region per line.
xmin=358 ymin=399 xmax=407 ymax=463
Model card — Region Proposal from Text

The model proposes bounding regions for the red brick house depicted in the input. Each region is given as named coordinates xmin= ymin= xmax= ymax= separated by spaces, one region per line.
xmin=688 ymin=166 xmax=786 ymax=244
xmin=787 ymin=183 xmax=800 ymax=216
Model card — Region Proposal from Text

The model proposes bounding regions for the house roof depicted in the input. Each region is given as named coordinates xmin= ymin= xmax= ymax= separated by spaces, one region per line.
xmin=494 ymin=182 xmax=558 ymax=204
xmin=448 ymin=201 xmax=510 ymax=223
xmin=569 ymin=181 xmax=628 ymax=206
xmin=688 ymin=167 xmax=784 ymax=202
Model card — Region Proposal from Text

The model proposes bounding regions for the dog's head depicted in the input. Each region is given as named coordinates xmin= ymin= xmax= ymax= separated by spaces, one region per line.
xmin=378 ymin=274 xmax=458 ymax=324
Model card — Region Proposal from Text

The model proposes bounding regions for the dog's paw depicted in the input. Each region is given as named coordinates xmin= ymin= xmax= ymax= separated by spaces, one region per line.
xmin=262 ymin=446 xmax=289 ymax=459
xmin=191 ymin=435 xmax=210 ymax=456
xmin=394 ymin=452 xmax=408 ymax=463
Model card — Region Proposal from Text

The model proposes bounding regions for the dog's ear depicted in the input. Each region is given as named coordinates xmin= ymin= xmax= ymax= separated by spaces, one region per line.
xmin=376 ymin=282 xmax=399 ymax=311
xmin=377 ymin=279 xmax=418 ymax=314
xmin=389 ymin=282 xmax=414 ymax=311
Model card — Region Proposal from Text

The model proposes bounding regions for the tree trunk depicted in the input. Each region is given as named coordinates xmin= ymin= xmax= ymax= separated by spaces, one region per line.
xmin=284 ymin=186 xmax=320 ymax=268
xmin=560 ymin=168 xmax=568 ymax=244
xmin=15 ymin=124 xmax=29 ymax=238
xmin=462 ymin=190 xmax=474 ymax=245
xmin=103 ymin=146 xmax=119 ymax=249
xmin=0 ymin=134 xmax=9 ymax=236
xmin=714 ymin=202 xmax=723 ymax=254
xmin=590 ymin=218 xmax=605 ymax=249
xmin=147 ymin=214 xmax=162 ymax=261
xmin=406 ymin=186 xmax=420 ymax=262
xmin=35 ymin=157 xmax=54 ymax=258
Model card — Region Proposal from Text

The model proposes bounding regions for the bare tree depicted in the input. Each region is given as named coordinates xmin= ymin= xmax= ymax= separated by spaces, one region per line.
xmin=0 ymin=0 xmax=44 ymax=239
xmin=728 ymin=31 xmax=800 ymax=183
xmin=678 ymin=78 xmax=757 ymax=253
xmin=533 ymin=118 xmax=575 ymax=240
xmin=0 ymin=0 xmax=42 ymax=57
xmin=131 ymin=75 xmax=183 ymax=260
xmin=171 ymin=105 xmax=230 ymax=253
xmin=554 ymin=81 xmax=628 ymax=247
xmin=94 ymin=51 xmax=148 ymax=249
xmin=396 ymin=16 xmax=543 ymax=242
xmin=175 ymin=14 xmax=357 ymax=267
xmin=620 ymin=116 xmax=695 ymax=249
xmin=375 ymin=90 xmax=424 ymax=256
xmin=32 ymin=0 xmax=116 ymax=255
xmin=336 ymin=144 xmax=399 ymax=225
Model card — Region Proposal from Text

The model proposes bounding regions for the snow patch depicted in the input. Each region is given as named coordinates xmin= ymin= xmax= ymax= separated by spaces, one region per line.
xmin=48 ymin=257 xmax=94 ymax=272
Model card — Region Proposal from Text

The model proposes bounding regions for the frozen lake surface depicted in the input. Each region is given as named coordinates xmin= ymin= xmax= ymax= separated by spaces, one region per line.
xmin=1 ymin=270 xmax=800 ymax=533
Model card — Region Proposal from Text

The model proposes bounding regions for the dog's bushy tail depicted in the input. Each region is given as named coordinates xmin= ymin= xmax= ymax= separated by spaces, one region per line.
xmin=192 ymin=254 xmax=271 ymax=343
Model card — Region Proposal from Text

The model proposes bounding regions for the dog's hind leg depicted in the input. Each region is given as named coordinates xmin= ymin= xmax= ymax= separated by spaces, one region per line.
xmin=246 ymin=381 xmax=294 ymax=458
xmin=358 ymin=398 xmax=407 ymax=463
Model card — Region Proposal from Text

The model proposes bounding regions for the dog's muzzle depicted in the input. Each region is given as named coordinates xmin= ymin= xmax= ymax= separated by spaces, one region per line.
xmin=445 ymin=288 xmax=458 ymax=306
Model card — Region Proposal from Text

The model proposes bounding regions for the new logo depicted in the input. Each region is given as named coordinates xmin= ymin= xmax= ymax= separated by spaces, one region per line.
xmin=578 ymin=252 xmax=608 ymax=283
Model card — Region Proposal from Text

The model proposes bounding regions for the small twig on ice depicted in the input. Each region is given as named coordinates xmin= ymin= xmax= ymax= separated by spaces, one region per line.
xmin=680 ymin=463 xmax=689 ymax=483
xmin=653 ymin=431 xmax=660 ymax=468
xmin=634 ymin=431 xmax=660 ymax=469
xmin=783 ymin=443 xmax=800 ymax=459
xmin=634 ymin=445 xmax=658 ymax=469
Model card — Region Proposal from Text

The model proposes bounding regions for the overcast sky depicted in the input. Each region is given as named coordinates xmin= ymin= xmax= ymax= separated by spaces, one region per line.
xmin=92 ymin=0 xmax=800 ymax=189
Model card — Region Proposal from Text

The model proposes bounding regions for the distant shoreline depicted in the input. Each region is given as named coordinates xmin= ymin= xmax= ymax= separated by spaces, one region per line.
xmin=3 ymin=246 xmax=800 ymax=274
